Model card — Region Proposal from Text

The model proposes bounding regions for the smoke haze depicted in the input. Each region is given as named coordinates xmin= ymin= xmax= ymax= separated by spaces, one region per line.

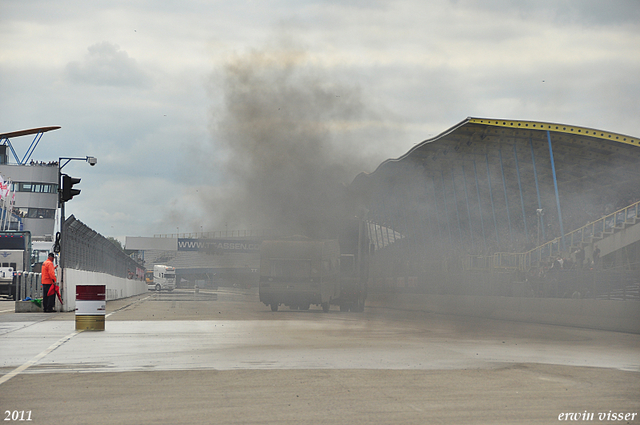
xmin=199 ymin=41 xmax=395 ymax=236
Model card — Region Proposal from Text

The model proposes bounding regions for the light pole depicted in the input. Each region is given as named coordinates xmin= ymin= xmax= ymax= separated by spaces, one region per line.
xmin=536 ymin=208 xmax=544 ymax=246
xmin=57 ymin=156 xmax=97 ymax=307
xmin=536 ymin=208 xmax=544 ymax=262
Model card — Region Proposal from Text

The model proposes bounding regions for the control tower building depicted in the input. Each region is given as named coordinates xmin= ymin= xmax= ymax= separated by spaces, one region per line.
xmin=0 ymin=127 xmax=61 ymax=241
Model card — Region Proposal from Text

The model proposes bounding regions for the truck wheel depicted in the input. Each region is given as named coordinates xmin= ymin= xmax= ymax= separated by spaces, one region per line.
xmin=300 ymin=302 xmax=310 ymax=311
xmin=340 ymin=304 xmax=348 ymax=312
xmin=155 ymin=284 xmax=161 ymax=291
xmin=322 ymin=302 xmax=329 ymax=313
xmin=270 ymin=303 xmax=278 ymax=312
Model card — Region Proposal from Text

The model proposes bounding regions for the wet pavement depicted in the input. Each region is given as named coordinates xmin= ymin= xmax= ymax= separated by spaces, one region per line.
xmin=0 ymin=288 xmax=638 ymax=424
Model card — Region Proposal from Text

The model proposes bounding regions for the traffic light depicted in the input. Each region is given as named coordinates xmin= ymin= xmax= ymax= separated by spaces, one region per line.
xmin=61 ymin=174 xmax=81 ymax=203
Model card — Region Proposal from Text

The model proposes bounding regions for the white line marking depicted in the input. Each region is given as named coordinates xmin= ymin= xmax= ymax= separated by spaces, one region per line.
xmin=0 ymin=309 xmax=14 ymax=313
xmin=106 ymin=295 xmax=151 ymax=318
xmin=0 ymin=330 xmax=82 ymax=386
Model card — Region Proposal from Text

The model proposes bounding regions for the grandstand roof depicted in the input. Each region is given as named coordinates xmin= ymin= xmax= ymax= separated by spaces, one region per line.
xmin=0 ymin=126 xmax=61 ymax=139
xmin=353 ymin=117 xmax=640 ymax=200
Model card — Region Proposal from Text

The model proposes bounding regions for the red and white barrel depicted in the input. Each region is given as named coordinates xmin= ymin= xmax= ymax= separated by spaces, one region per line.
xmin=75 ymin=285 xmax=106 ymax=331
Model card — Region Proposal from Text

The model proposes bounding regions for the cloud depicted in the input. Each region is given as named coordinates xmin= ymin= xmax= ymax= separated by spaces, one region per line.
xmin=65 ymin=41 xmax=149 ymax=87
xmin=448 ymin=0 xmax=640 ymax=26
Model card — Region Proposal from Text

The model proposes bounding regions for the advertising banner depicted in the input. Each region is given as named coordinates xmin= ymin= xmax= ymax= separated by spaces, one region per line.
xmin=177 ymin=238 xmax=261 ymax=254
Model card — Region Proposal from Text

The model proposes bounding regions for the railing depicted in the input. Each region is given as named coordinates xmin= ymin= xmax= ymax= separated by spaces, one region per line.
xmin=154 ymin=229 xmax=278 ymax=239
xmin=464 ymin=252 xmax=530 ymax=271
xmin=565 ymin=201 xmax=639 ymax=247
xmin=467 ymin=201 xmax=640 ymax=272
xmin=462 ymin=255 xmax=494 ymax=271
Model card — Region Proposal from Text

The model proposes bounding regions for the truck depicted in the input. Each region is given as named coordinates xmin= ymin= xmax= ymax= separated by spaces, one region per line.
xmin=145 ymin=270 xmax=154 ymax=286
xmin=151 ymin=265 xmax=176 ymax=291
xmin=259 ymin=219 xmax=371 ymax=313
xmin=259 ymin=239 xmax=340 ymax=312
xmin=0 ymin=232 xmax=32 ymax=299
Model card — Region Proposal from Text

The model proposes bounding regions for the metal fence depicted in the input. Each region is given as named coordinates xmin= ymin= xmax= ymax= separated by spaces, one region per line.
xmin=63 ymin=215 xmax=143 ymax=279
xmin=15 ymin=272 xmax=42 ymax=300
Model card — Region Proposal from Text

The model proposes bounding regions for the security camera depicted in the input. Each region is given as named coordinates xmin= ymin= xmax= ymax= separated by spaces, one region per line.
xmin=87 ymin=156 xmax=97 ymax=166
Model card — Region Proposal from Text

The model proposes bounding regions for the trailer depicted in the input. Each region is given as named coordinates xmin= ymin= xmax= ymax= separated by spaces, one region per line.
xmin=0 ymin=232 xmax=31 ymax=299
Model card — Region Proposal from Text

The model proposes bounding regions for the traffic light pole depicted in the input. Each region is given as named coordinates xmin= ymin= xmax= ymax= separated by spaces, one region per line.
xmin=57 ymin=156 xmax=97 ymax=310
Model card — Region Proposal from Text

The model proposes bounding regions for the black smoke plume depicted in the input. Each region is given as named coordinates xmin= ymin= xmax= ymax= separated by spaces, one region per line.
xmin=203 ymin=43 xmax=387 ymax=237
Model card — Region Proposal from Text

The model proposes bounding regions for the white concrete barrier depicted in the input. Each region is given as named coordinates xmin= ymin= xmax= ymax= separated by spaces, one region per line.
xmin=367 ymin=293 xmax=640 ymax=334
xmin=61 ymin=269 xmax=147 ymax=312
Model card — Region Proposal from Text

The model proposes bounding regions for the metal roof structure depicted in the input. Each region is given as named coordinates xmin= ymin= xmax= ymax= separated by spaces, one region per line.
xmin=351 ymin=117 xmax=640 ymax=257
xmin=0 ymin=126 xmax=61 ymax=165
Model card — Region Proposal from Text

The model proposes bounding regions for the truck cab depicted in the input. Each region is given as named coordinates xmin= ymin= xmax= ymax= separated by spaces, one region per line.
xmin=152 ymin=265 xmax=176 ymax=291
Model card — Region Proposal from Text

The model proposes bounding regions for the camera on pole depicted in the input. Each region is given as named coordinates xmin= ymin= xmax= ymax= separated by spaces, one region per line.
xmin=61 ymin=174 xmax=81 ymax=203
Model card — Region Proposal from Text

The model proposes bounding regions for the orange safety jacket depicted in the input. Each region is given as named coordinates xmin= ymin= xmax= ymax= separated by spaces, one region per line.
xmin=42 ymin=258 xmax=57 ymax=285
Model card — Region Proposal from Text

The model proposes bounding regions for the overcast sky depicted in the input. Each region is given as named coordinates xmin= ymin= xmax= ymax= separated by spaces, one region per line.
xmin=1 ymin=0 xmax=639 ymax=239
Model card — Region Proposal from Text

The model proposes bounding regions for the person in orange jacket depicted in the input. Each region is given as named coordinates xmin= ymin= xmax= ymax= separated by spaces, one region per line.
xmin=41 ymin=253 xmax=57 ymax=312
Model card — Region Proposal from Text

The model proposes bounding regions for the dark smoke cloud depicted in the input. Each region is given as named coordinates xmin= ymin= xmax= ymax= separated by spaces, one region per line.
xmin=201 ymin=41 xmax=390 ymax=237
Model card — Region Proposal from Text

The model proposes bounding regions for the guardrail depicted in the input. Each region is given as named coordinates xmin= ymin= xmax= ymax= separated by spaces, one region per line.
xmin=466 ymin=201 xmax=640 ymax=272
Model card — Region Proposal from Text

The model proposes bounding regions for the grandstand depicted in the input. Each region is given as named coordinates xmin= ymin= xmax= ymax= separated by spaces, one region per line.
xmin=351 ymin=117 xmax=640 ymax=299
